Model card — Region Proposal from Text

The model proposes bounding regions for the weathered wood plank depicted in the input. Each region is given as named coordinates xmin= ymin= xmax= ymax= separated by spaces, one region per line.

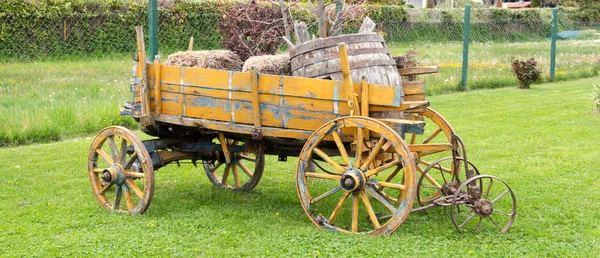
xmin=399 ymin=66 xmax=439 ymax=76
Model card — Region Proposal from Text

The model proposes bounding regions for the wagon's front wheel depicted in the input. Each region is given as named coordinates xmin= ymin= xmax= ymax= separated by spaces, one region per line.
xmin=203 ymin=139 xmax=265 ymax=191
xmin=296 ymin=117 xmax=416 ymax=235
xmin=88 ymin=126 xmax=155 ymax=214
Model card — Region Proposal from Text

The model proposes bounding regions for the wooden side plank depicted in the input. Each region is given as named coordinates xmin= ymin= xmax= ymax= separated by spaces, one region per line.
xmin=158 ymin=64 xmax=403 ymax=108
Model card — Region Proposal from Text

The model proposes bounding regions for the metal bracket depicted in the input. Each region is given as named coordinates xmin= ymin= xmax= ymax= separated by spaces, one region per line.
xmin=252 ymin=128 xmax=263 ymax=140
xmin=278 ymin=155 xmax=287 ymax=162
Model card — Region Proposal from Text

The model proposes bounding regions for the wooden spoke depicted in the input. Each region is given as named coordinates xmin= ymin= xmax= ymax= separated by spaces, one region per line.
xmin=459 ymin=213 xmax=478 ymax=228
xmin=92 ymin=168 xmax=105 ymax=173
xmin=126 ymin=179 xmax=144 ymax=199
xmin=124 ymin=152 xmax=138 ymax=169
xmin=313 ymin=148 xmax=345 ymax=172
xmin=383 ymin=166 xmax=402 ymax=184
xmin=237 ymin=162 xmax=253 ymax=177
xmin=360 ymin=191 xmax=381 ymax=228
xmin=119 ymin=138 xmax=128 ymax=165
xmin=113 ymin=185 xmax=123 ymax=211
xmin=332 ymin=131 xmax=351 ymax=167
xmin=233 ymin=165 xmax=241 ymax=188
xmin=125 ymin=171 xmax=145 ymax=178
xmin=354 ymin=128 xmax=365 ymax=167
xmin=419 ymin=160 xmax=452 ymax=173
xmin=375 ymin=180 xmax=406 ymax=191
xmin=360 ymin=137 xmax=386 ymax=171
xmin=310 ymin=186 xmax=342 ymax=205
xmin=410 ymin=133 xmax=417 ymax=144
xmin=423 ymin=172 xmax=443 ymax=188
xmin=351 ymin=193 xmax=359 ymax=233
xmin=122 ymin=185 xmax=135 ymax=211
xmin=365 ymin=186 xmax=397 ymax=213
xmin=305 ymin=172 xmax=342 ymax=181
xmin=222 ymin=165 xmax=231 ymax=185
xmin=99 ymin=182 xmax=113 ymax=195
xmin=365 ymin=159 xmax=401 ymax=177
xmin=209 ymin=161 xmax=223 ymax=173
xmin=329 ymin=192 xmax=350 ymax=223
xmin=96 ymin=149 xmax=114 ymax=165
xmin=477 ymin=217 xmax=483 ymax=233
xmin=422 ymin=128 xmax=443 ymax=144
xmin=107 ymin=136 xmax=119 ymax=163
xmin=238 ymin=154 xmax=256 ymax=162
xmin=491 ymin=190 xmax=510 ymax=203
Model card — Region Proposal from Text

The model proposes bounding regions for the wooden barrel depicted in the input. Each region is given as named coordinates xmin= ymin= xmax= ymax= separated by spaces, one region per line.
xmin=289 ymin=33 xmax=403 ymax=91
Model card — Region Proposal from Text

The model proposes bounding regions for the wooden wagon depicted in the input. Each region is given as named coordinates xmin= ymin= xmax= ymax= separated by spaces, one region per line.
xmin=87 ymin=27 xmax=516 ymax=235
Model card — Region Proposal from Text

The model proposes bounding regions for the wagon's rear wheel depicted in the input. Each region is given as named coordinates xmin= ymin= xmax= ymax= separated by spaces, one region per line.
xmin=297 ymin=117 xmax=416 ymax=235
xmin=203 ymin=139 xmax=264 ymax=191
xmin=88 ymin=126 xmax=155 ymax=214
xmin=404 ymin=108 xmax=456 ymax=204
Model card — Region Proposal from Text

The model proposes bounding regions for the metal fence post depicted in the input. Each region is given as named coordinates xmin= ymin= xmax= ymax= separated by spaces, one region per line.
xmin=148 ymin=0 xmax=158 ymax=62
xmin=550 ymin=8 xmax=558 ymax=81
xmin=461 ymin=4 xmax=471 ymax=90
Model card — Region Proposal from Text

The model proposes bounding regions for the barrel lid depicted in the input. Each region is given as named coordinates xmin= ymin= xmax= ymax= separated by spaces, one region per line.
xmin=289 ymin=33 xmax=385 ymax=58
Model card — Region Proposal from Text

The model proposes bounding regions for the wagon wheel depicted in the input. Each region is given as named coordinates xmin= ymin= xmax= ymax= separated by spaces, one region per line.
xmin=416 ymin=156 xmax=480 ymax=208
xmin=88 ymin=126 xmax=155 ymax=214
xmin=405 ymin=108 xmax=456 ymax=204
xmin=450 ymin=175 xmax=517 ymax=233
xmin=203 ymin=139 xmax=265 ymax=191
xmin=296 ymin=116 xmax=416 ymax=235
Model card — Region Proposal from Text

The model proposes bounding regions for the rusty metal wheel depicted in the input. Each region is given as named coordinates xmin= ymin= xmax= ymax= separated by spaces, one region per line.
xmin=88 ymin=126 xmax=155 ymax=214
xmin=296 ymin=116 xmax=416 ymax=235
xmin=203 ymin=139 xmax=264 ymax=191
xmin=416 ymin=156 xmax=480 ymax=207
xmin=450 ymin=175 xmax=517 ymax=233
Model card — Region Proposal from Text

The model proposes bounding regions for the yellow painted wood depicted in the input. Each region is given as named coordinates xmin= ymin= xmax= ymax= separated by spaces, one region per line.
xmin=135 ymin=26 xmax=153 ymax=126
xmin=153 ymin=60 xmax=162 ymax=116
xmin=338 ymin=43 xmax=360 ymax=116
xmin=250 ymin=68 xmax=262 ymax=129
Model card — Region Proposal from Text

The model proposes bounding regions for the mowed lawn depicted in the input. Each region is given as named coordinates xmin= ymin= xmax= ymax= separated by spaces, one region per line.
xmin=1 ymin=77 xmax=600 ymax=256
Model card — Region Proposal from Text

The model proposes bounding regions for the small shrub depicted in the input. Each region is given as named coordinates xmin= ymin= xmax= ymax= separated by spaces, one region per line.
xmin=511 ymin=58 xmax=541 ymax=89
xmin=591 ymin=83 xmax=600 ymax=112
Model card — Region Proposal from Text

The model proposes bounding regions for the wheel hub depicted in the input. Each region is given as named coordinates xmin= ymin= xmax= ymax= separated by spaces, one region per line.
xmin=474 ymin=199 xmax=494 ymax=217
xmin=442 ymin=181 xmax=459 ymax=196
xmin=340 ymin=168 xmax=366 ymax=192
xmin=101 ymin=164 xmax=126 ymax=184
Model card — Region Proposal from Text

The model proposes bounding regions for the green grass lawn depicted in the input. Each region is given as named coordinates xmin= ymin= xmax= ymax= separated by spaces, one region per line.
xmin=0 ymin=57 xmax=137 ymax=147
xmin=1 ymin=77 xmax=599 ymax=256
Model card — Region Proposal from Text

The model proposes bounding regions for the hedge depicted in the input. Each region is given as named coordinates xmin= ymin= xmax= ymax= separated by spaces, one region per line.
xmin=0 ymin=0 xmax=596 ymax=59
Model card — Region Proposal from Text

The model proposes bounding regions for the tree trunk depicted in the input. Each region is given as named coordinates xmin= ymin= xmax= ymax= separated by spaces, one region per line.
xmin=318 ymin=0 xmax=326 ymax=38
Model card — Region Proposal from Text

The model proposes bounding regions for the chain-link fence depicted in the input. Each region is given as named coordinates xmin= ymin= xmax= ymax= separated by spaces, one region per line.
xmin=0 ymin=12 xmax=221 ymax=61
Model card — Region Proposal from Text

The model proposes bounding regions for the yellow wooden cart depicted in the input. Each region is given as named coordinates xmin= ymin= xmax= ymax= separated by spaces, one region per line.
xmin=87 ymin=27 xmax=516 ymax=235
